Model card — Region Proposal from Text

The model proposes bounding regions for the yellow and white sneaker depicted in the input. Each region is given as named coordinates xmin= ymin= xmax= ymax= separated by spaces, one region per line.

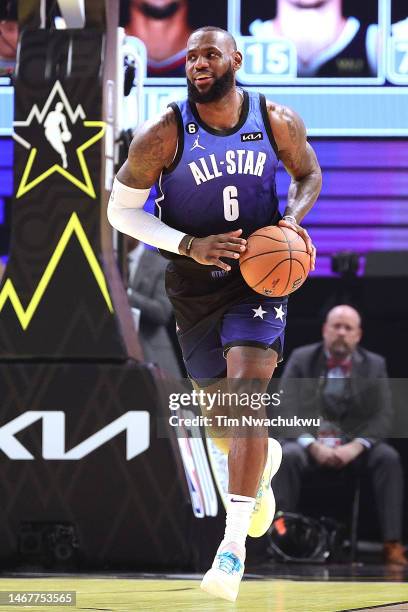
xmin=248 ymin=438 xmax=282 ymax=538
xmin=201 ymin=542 xmax=245 ymax=602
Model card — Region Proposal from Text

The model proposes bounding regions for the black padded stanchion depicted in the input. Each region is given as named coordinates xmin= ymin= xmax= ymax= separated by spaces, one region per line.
xmin=0 ymin=0 xmax=140 ymax=359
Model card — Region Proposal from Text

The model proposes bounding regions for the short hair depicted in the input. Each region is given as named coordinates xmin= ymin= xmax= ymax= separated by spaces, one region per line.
xmin=190 ymin=26 xmax=237 ymax=51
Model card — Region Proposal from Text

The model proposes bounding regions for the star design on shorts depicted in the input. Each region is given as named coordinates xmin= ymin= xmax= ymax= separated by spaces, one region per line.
xmin=252 ymin=305 xmax=268 ymax=319
xmin=274 ymin=305 xmax=285 ymax=321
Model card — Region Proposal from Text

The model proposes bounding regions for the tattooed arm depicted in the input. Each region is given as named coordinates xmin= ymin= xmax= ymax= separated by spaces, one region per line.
xmin=108 ymin=109 xmax=189 ymax=254
xmin=116 ymin=107 xmax=178 ymax=187
xmin=268 ymin=102 xmax=322 ymax=269
xmin=269 ymin=102 xmax=322 ymax=221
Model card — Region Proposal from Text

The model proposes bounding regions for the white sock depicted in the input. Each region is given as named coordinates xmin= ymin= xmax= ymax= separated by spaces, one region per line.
xmin=221 ymin=493 xmax=256 ymax=553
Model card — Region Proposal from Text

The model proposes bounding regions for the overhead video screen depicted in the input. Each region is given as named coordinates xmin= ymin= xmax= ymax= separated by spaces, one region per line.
xmin=122 ymin=0 xmax=408 ymax=136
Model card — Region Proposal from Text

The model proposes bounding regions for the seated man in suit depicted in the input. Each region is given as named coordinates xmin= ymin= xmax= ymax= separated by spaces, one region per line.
xmin=275 ymin=304 xmax=407 ymax=565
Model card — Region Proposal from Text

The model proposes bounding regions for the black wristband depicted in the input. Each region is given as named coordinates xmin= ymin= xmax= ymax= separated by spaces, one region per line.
xmin=186 ymin=236 xmax=195 ymax=256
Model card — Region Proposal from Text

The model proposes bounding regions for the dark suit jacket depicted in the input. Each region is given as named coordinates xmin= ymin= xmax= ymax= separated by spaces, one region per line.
xmin=128 ymin=248 xmax=182 ymax=377
xmin=280 ymin=342 xmax=393 ymax=444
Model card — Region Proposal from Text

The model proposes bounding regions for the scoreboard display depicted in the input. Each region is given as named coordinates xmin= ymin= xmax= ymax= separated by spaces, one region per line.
xmin=1 ymin=0 xmax=407 ymax=137
xmin=123 ymin=0 xmax=408 ymax=136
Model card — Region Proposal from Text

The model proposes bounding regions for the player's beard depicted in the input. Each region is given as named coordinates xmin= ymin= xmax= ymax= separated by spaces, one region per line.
xmin=187 ymin=64 xmax=235 ymax=104
xmin=138 ymin=1 xmax=181 ymax=20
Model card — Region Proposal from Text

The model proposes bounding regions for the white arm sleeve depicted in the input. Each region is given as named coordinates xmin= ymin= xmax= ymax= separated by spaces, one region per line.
xmin=107 ymin=178 xmax=187 ymax=254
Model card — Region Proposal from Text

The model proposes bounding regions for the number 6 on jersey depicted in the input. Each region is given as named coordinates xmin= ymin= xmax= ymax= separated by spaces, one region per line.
xmin=223 ymin=185 xmax=239 ymax=221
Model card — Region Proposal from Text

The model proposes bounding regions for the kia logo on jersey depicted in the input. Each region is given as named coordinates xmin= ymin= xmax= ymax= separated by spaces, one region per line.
xmin=241 ymin=131 xmax=263 ymax=142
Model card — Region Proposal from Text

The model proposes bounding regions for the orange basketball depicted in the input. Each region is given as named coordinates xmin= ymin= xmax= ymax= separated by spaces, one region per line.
xmin=239 ymin=225 xmax=311 ymax=297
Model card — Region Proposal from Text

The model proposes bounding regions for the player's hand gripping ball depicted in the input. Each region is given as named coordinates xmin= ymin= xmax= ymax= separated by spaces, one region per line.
xmin=239 ymin=225 xmax=311 ymax=297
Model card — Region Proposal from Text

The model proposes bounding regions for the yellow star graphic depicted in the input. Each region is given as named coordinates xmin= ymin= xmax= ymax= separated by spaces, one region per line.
xmin=15 ymin=120 xmax=106 ymax=199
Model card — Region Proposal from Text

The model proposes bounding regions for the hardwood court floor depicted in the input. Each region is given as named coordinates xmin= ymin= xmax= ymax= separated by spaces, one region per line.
xmin=0 ymin=577 xmax=407 ymax=611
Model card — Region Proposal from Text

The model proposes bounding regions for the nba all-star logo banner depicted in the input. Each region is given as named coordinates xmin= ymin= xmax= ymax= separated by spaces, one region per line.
xmin=13 ymin=80 xmax=105 ymax=199
xmin=0 ymin=29 xmax=126 ymax=359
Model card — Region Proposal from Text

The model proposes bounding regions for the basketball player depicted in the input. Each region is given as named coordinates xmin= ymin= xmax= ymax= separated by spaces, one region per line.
xmin=249 ymin=0 xmax=378 ymax=77
xmin=108 ymin=26 xmax=321 ymax=601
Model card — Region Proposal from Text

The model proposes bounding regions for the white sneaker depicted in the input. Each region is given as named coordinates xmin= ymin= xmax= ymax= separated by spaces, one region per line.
xmin=200 ymin=543 xmax=245 ymax=602
xmin=248 ymin=438 xmax=282 ymax=538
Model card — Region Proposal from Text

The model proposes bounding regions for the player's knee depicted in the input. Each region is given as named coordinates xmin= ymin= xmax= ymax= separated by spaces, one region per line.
xmin=226 ymin=346 xmax=278 ymax=380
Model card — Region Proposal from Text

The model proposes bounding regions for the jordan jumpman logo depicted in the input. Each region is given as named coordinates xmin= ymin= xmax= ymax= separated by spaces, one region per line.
xmin=190 ymin=134 xmax=206 ymax=151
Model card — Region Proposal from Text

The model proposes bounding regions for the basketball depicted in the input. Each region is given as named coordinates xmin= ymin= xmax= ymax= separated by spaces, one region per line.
xmin=239 ymin=225 xmax=311 ymax=297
